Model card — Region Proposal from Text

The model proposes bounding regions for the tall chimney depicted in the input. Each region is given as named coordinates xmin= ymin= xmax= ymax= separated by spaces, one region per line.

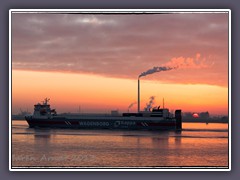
xmin=138 ymin=78 xmax=140 ymax=112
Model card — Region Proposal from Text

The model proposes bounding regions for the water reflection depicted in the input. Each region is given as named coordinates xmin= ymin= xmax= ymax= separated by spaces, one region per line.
xmin=12 ymin=121 xmax=229 ymax=167
xmin=34 ymin=133 xmax=51 ymax=139
xmin=174 ymin=130 xmax=182 ymax=146
xmin=32 ymin=129 xmax=52 ymax=160
xmin=151 ymin=132 xmax=170 ymax=146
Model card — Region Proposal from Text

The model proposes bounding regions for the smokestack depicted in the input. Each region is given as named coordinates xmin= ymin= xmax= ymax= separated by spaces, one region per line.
xmin=138 ymin=78 xmax=140 ymax=113
xmin=163 ymin=98 xmax=164 ymax=109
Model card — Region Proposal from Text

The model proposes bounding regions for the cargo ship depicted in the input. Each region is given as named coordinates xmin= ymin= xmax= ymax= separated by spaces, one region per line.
xmin=25 ymin=98 xmax=182 ymax=130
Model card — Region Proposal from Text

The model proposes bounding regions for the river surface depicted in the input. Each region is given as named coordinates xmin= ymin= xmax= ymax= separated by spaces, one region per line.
xmin=11 ymin=120 xmax=229 ymax=168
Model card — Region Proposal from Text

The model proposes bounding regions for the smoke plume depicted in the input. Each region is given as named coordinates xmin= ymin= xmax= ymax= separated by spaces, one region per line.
xmin=128 ymin=102 xmax=137 ymax=112
xmin=139 ymin=66 xmax=174 ymax=78
xmin=163 ymin=53 xmax=212 ymax=69
xmin=138 ymin=53 xmax=212 ymax=78
xmin=144 ymin=96 xmax=155 ymax=111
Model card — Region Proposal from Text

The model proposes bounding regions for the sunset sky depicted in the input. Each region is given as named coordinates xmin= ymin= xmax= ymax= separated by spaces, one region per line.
xmin=11 ymin=11 xmax=229 ymax=116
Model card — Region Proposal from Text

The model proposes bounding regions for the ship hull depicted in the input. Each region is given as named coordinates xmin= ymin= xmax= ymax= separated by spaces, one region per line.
xmin=25 ymin=116 xmax=178 ymax=130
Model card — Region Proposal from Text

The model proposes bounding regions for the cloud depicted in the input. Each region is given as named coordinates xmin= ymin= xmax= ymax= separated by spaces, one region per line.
xmin=11 ymin=12 xmax=229 ymax=87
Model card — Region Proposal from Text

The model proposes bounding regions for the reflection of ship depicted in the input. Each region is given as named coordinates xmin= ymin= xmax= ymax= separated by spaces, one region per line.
xmin=25 ymin=98 xmax=182 ymax=131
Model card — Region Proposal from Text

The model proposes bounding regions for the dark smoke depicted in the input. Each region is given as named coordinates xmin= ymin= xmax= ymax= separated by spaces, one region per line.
xmin=144 ymin=96 xmax=155 ymax=111
xmin=128 ymin=102 xmax=137 ymax=111
xmin=138 ymin=66 xmax=174 ymax=78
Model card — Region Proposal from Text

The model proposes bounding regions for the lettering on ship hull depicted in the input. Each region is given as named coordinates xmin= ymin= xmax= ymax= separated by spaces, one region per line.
xmin=114 ymin=121 xmax=136 ymax=127
xmin=78 ymin=121 xmax=110 ymax=127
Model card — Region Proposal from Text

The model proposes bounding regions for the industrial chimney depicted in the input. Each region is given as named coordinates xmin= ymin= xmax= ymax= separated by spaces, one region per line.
xmin=138 ymin=78 xmax=140 ymax=112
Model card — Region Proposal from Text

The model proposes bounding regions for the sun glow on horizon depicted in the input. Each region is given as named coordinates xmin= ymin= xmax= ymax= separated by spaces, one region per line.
xmin=12 ymin=70 xmax=228 ymax=116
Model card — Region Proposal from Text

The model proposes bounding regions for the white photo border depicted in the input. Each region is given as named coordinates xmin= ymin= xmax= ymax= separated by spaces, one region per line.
xmin=9 ymin=9 xmax=231 ymax=171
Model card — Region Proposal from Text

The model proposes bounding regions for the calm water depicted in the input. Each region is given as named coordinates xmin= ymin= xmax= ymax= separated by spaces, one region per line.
xmin=11 ymin=120 xmax=229 ymax=168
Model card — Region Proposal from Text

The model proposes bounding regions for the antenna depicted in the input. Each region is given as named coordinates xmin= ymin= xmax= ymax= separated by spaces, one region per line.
xmin=43 ymin=98 xmax=50 ymax=105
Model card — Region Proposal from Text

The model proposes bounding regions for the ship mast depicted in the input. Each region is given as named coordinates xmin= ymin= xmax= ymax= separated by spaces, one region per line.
xmin=43 ymin=98 xmax=50 ymax=105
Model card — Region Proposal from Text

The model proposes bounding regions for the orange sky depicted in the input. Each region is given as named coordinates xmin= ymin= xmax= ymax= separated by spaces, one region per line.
xmin=12 ymin=70 xmax=228 ymax=115
xmin=11 ymin=12 xmax=229 ymax=116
